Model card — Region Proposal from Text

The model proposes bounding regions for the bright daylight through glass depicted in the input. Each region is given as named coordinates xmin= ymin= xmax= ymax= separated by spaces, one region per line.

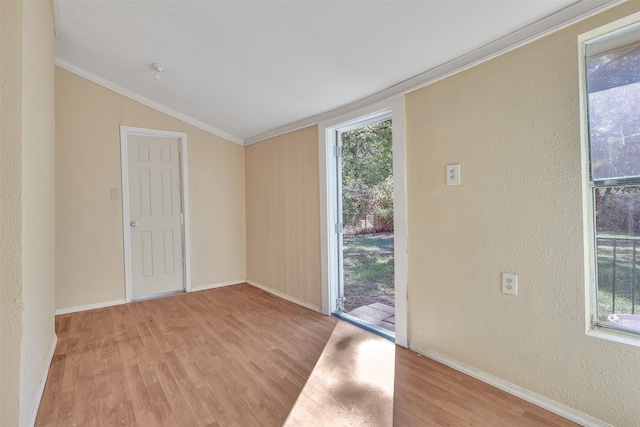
xmin=587 ymin=39 xmax=640 ymax=330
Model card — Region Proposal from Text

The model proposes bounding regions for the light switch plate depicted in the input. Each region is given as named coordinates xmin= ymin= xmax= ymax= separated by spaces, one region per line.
xmin=110 ymin=187 xmax=120 ymax=200
xmin=502 ymin=272 xmax=517 ymax=296
xmin=447 ymin=164 xmax=460 ymax=185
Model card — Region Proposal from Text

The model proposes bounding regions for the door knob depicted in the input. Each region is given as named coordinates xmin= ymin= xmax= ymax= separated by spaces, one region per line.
xmin=130 ymin=221 xmax=138 ymax=227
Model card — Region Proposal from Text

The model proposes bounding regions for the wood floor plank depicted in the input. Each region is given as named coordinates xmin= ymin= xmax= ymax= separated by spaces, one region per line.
xmin=36 ymin=283 xmax=580 ymax=426
xmin=123 ymin=364 xmax=152 ymax=422
xmin=163 ymin=350 xmax=217 ymax=426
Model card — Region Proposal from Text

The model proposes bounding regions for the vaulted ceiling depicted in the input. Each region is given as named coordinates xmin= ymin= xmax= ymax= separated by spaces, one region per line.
xmin=55 ymin=1 xmax=622 ymax=145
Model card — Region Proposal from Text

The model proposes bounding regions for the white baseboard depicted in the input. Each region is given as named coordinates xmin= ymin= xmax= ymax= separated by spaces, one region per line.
xmin=28 ymin=334 xmax=57 ymax=427
xmin=191 ymin=279 xmax=246 ymax=292
xmin=410 ymin=345 xmax=612 ymax=427
xmin=55 ymin=281 xmax=246 ymax=314
xmin=55 ymin=299 xmax=126 ymax=315
xmin=246 ymin=280 xmax=322 ymax=313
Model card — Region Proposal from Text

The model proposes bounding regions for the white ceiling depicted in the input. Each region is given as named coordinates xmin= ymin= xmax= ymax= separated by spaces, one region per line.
xmin=55 ymin=1 xmax=620 ymax=145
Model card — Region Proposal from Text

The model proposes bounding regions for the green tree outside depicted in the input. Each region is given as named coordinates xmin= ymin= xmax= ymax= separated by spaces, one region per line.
xmin=341 ymin=119 xmax=393 ymax=233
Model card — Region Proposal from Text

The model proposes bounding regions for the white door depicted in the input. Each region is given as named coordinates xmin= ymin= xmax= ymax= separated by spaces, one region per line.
xmin=127 ymin=135 xmax=184 ymax=299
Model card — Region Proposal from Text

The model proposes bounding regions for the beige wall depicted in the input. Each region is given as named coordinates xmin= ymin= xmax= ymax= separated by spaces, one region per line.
xmin=55 ymin=68 xmax=246 ymax=310
xmin=20 ymin=0 xmax=57 ymax=423
xmin=0 ymin=2 xmax=25 ymax=424
xmin=0 ymin=0 xmax=57 ymax=425
xmin=404 ymin=3 xmax=640 ymax=426
xmin=245 ymin=127 xmax=322 ymax=309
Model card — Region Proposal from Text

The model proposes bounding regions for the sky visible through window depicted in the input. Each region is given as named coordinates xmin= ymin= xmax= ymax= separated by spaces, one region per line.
xmin=587 ymin=41 xmax=640 ymax=322
xmin=588 ymin=44 xmax=640 ymax=180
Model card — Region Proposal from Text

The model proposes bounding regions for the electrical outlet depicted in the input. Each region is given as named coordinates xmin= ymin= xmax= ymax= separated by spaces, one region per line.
xmin=447 ymin=164 xmax=460 ymax=185
xmin=502 ymin=272 xmax=517 ymax=296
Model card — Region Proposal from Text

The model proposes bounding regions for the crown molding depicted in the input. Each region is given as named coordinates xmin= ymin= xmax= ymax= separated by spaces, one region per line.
xmin=244 ymin=0 xmax=626 ymax=146
xmin=55 ymin=58 xmax=245 ymax=146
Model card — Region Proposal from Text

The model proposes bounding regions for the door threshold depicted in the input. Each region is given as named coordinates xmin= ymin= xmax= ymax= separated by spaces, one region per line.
xmin=333 ymin=311 xmax=395 ymax=342
xmin=132 ymin=290 xmax=184 ymax=302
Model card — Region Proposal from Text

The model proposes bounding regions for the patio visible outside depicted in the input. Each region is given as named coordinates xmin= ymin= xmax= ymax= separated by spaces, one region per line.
xmin=596 ymin=234 xmax=640 ymax=320
xmin=344 ymin=233 xmax=395 ymax=332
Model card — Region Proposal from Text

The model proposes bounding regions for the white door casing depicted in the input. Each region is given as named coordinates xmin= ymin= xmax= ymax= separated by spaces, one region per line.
xmin=336 ymin=130 xmax=345 ymax=311
xmin=121 ymin=126 xmax=191 ymax=301
xmin=318 ymin=97 xmax=408 ymax=348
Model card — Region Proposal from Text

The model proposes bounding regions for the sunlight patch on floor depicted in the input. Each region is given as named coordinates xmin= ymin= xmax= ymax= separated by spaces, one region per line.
xmin=356 ymin=339 xmax=395 ymax=391
xmin=283 ymin=320 xmax=395 ymax=427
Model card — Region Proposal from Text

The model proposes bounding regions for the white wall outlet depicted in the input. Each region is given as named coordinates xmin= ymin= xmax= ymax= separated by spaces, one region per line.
xmin=501 ymin=272 xmax=517 ymax=296
xmin=446 ymin=164 xmax=460 ymax=185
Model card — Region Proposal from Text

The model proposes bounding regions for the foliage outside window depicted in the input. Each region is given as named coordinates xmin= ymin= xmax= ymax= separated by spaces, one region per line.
xmin=340 ymin=119 xmax=393 ymax=234
xmin=585 ymin=24 xmax=640 ymax=334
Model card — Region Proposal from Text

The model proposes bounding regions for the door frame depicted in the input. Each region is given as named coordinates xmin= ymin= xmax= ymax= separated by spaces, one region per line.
xmin=120 ymin=125 xmax=192 ymax=302
xmin=318 ymin=96 xmax=408 ymax=347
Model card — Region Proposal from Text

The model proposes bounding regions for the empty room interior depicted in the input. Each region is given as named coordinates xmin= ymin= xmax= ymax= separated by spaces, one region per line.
xmin=3 ymin=0 xmax=640 ymax=426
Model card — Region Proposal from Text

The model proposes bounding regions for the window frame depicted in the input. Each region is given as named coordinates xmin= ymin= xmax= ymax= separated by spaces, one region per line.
xmin=579 ymin=11 xmax=640 ymax=346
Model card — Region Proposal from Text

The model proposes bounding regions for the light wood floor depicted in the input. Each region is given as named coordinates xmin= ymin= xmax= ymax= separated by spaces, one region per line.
xmin=36 ymin=284 xmax=579 ymax=426
xmin=393 ymin=348 xmax=578 ymax=426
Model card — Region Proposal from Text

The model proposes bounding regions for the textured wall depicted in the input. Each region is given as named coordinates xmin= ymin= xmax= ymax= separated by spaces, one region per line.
xmin=404 ymin=3 xmax=640 ymax=426
xmin=19 ymin=0 xmax=57 ymax=423
xmin=245 ymin=127 xmax=322 ymax=309
xmin=0 ymin=1 xmax=57 ymax=425
xmin=55 ymin=68 xmax=246 ymax=310
xmin=0 ymin=2 xmax=25 ymax=424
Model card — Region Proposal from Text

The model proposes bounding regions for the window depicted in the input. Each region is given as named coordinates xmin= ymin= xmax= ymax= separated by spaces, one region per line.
xmin=583 ymin=17 xmax=640 ymax=336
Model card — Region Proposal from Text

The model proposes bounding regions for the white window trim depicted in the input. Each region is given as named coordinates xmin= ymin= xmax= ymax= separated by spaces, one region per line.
xmin=579 ymin=11 xmax=640 ymax=347
xmin=120 ymin=126 xmax=192 ymax=302
xmin=318 ymin=96 xmax=408 ymax=348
